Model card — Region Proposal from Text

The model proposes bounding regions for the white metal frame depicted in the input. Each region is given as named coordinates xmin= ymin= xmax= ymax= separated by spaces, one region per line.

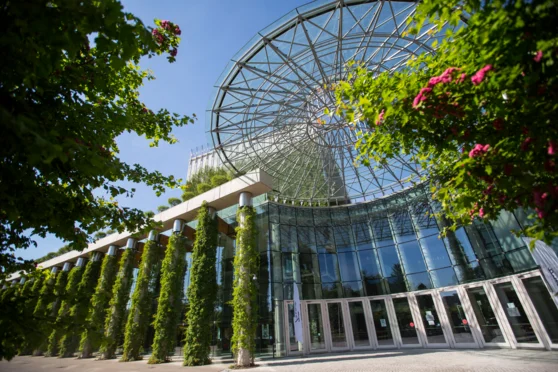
xmin=410 ymin=290 xmax=451 ymax=348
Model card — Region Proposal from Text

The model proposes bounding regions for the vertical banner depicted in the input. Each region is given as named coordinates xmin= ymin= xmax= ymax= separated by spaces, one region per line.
xmin=522 ymin=238 xmax=558 ymax=301
xmin=293 ymin=282 xmax=304 ymax=344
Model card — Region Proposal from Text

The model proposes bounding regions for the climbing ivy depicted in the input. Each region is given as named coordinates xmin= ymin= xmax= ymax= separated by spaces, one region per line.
xmin=47 ymin=265 xmax=83 ymax=357
xmin=183 ymin=202 xmax=218 ymax=366
xmin=99 ymin=247 xmax=135 ymax=359
xmin=18 ymin=271 xmax=47 ymax=355
xmin=79 ymin=252 xmax=119 ymax=358
xmin=32 ymin=270 xmax=58 ymax=356
xmin=59 ymin=257 xmax=102 ymax=357
xmin=121 ymin=238 xmax=162 ymax=361
xmin=231 ymin=206 xmax=259 ymax=367
xmin=148 ymin=233 xmax=188 ymax=364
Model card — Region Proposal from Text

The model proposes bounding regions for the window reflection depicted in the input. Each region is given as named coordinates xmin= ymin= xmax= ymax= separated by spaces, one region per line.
xmin=318 ymin=253 xmax=340 ymax=283
xmin=399 ymin=241 xmax=427 ymax=274
xmin=378 ymin=246 xmax=401 ymax=277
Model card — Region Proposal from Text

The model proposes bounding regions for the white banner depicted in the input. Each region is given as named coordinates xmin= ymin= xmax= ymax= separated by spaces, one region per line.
xmin=522 ymin=238 xmax=558 ymax=299
xmin=293 ymin=283 xmax=304 ymax=344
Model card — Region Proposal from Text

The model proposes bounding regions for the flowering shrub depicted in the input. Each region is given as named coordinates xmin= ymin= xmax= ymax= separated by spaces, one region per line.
xmin=334 ymin=0 xmax=558 ymax=244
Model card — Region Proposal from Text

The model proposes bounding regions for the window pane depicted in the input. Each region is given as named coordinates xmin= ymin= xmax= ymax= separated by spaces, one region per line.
xmin=318 ymin=253 xmax=340 ymax=283
xmin=352 ymin=222 xmax=372 ymax=243
xmin=505 ymin=248 xmax=537 ymax=273
xmin=391 ymin=212 xmax=416 ymax=243
xmin=334 ymin=226 xmax=354 ymax=253
xmin=349 ymin=301 xmax=370 ymax=347
xmin=420 ymin=236 xmax=451 ymax=270
xmin=416 ymin=294 xmax=446 ymax=344
xmin=327 ymin=302 xmax=347 ymax=348
xmin=364 ymin=278 xmax=386 ymax=296
xmin=343 ymin=281 xmax=364 ymax=297
xmin=338 ymin=252 xmax=361 ymax=282
xmin=302 ymin=283 xmax=323 ymax=300
xmin=315 ymin=226 xmax=334 ymax=253
xmin=398 ymin=240 xmax=427 ymax=274
xmin=279 ymin=205 xmax=296 ymax=225
xmin=466 ymin=286 xmax=505 ymax=343
xmin=299 ymin=253 xmax=320 ymax=283
xmin=430 ymin=267 xmax=458 ymax=288
xmin=411 ymin=203 xmax=439 ymax=238
xmin=307 ymin=303 xmax=326 ymax=350
xmin=358 ymin=249 xmax=381 ymax=279
xmin=406 ymin=272 xmax=432 ymax=291
xmin=494 ymin=282 xmax=539 ymax=343
xmin=280 ymin=225 xmax=297 ymax=252
xmin=370 ymin=299 xmax=394 ymax=345
xmin=392 ymin=297 xmax=419 ymax=344
xmin=387 ymin=275 xmax=407 ymax=294
xmin=282 ymin=253 xmax=294 ymax=282
xmin=378 ymin=246 xmax=401 ymax=277
xmin=322 ymin=282 xmax=343 ymax=299
xmin=297 ymin=226 xmax=317 ymax=254
xmin=440 ymin=290 xmax=475 ymax=344
xmin=371 ymin=218 xmax=394 ymax=247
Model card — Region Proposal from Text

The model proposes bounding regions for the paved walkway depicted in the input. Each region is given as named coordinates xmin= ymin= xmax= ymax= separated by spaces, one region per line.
xmin=1 ymin=349 xmax=557 ymax=372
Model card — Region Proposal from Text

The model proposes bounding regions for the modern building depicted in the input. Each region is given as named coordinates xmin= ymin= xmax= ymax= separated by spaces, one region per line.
xmin=9 ymin=0 xmax=558 ymax=359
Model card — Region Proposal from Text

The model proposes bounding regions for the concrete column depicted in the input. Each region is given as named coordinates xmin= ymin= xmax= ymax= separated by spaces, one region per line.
xmin=51 ymin=267 xmax=59 ymax=274
xmin=107 ymin=244 xmax=118 ymax=256
xmin=62 ymin=262 xmax=72 ymax=272
xmin=19 ymin=277 xmax=26 ymax=285
xmin=76 ymin=257 xmax=86 ymax=267
xmin=173 ymin=219 xmax=185 ymax=234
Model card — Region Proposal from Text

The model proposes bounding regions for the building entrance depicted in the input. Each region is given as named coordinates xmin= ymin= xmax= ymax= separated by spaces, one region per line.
xmin=284 ymin=271 xmax=558 ymax=355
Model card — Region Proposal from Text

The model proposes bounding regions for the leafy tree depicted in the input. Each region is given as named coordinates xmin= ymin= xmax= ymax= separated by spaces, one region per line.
xmin=183 ymin=203 xmax=218 ymax=366
xmin=167 ymin=197 xmax=182 ymax=207
xmin=157 ymin=205 xmax=170 ymax=213
xmin=106 ymin=229 xmax=117 ymax=235
xmin=144 ymin=211 xmax=156 ymax=218
xmin=148 ymin=233 xmax=188 ymax=364
xmin=94 ymin=232 xmax=107 ymax=241
xmin=181 ymin=167 xmax=232 ymax=201
xmin=334 ymin=0 xmax=558 ymax=243
xmin=79 ymin=251 xmax=119 ymax=358
xmin=0 ymin=0 xmax=194 ymax=280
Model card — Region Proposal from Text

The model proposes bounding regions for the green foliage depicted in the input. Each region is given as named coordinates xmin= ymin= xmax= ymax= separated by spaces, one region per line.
xmin=181 ymin=167 xmax=233 ymax=201
xmin=0 ymin=0 xmax=194 ymax=279
xmin=94 ymin=232 xmax=108 ymax=241
xmin=334 ymin=0 xmax=558 ymax=243
xmin=168 ymin=197 xmax=182 ymax=207
xmin=183 ymin=203 xmax=218 ymax=366
xmin=18 ymin=272 xmax=48 ymax=355
xmin=144 ymin=211 xmax=156 ymax=218
xmin=47 ymin=266 xmax=84 ymax=357
xmin=59 ymin=258 xmax=102 ymax=357
xmin=148 ymin=234 xmax=188 ymax=364
xmin=35 ymin=245 xmax=73 ymax=264
xmin=79 ymin=253 xmax=119 ymax=358
xmin=231 ymin=206 xmax=259 ymax=367
xmin=99 ymin=247 xmax=135 ymax=359
xmin=121 ymin=239 xmax=162 ymax=361
xmin=157 ymin=205 xmax=170 ymax=213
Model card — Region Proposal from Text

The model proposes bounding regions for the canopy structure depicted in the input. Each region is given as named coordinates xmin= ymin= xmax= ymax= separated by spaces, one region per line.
xmin=208 ymin=0 xmax=448 ymax=205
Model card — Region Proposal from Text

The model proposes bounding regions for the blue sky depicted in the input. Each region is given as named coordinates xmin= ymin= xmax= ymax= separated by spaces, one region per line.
xmin=18 ymin=0 xmax=310 ymax=261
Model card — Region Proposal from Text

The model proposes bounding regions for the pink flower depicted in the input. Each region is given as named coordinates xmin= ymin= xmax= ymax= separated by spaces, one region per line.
xmin=161 ymin=20 xmax=170 ymax=30
xmin=548 ymin=140 xmax=556 ymax=155
xmin=412 ymin=94 xmax=422 ymax=108
xmin=471 ymin=65 xmax=493 ymax=86
xmin=536 ymin=208 xmax=546 ymax=219
xmin=479 ymin=208 xmax=485 ymax=218
xmin=493 ymin=118 xmax=504 ymax=130
xmin=428 ymin=76 xmax=443 ymax=87
xmin=521 ymin=137 xmax=532 ymax=151
xmin=533 ymin=190 xmax=548 ymax=208
xmin=483 ymin=184 xmax=494 ymax=195
xmin=468 ymin=143 xmax=490 ymax=158
xmin=456 ymin=73 xmax=466 ymax=83
xmin=375 ymin=109 xmax=385 ymax=126
xmin=170 ymin=48 xmax=178 ymax=57
xmin=174 ymin=25 xmax=182 ymax=35
xmin=534 ymin=50 xmax=543 ymax=63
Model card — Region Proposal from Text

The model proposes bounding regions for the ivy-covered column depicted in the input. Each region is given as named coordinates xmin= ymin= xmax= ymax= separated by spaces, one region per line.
xmin=183 ymin=202 xmax=218 ymax=366
xmin=121 ymin=231 xmax=163 ymax=361
xmin=19 ymin=271 xmax=47 ymax=355
xmin=47 ymin=259 xmax=85 ymax=357
xmin=79 ymin=245 xmax=120 ymax=358
xmin=59 ymin=253 xmax=103 ymax=357
xmin=148 ymin=220 xmax=189 ymax=364
xmin=99 ymin=239 xmax=137 ymax=360
xmin=44 ymin=263 xmax=72 ymax=357
xmin=32 ymin=267 xmax=59 ymax=356
xmin=232 ymin=192 xmax=259 ymax=368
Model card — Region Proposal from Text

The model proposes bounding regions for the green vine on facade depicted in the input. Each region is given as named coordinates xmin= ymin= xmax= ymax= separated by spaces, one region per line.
xmin=79 ymin=252 xmax=119 ymax=358
xmin=47 ymin=265 xmax=84 ymax=357
xmin=99 ymin=247 xmax=135 ymax=359
xmin=18 ymin=271 xmax=47 ymax=355
xmin=121 ymin=238 xmax=162 ymax=361
xmin=231 ymin=206 xmax=259 ymax=367
xmin=32 ymin=270 xmax=58 ymax=356
xmin=183 ymin=202 xmax=218 ymax=366
xmin=148 ymin=233 xmax=188 ymax=364
xmin=59 ymin=257 xmax=102 ymax=357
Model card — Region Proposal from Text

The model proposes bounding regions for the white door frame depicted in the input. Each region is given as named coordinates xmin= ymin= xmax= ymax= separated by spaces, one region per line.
xmin=346 ymin=298 xmax=375 ymax=350
xmin=389 ymin=293 xmax=423 ymax=348
xmin=436 ymin=286 xmax=482 ymax=348
xmin=410 ymin=290 xmax=451 ymax=348
xmin=367 ymin=295 xmax=399 ymax=349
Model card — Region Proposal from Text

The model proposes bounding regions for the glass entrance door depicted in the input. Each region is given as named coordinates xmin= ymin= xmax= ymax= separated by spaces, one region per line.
xmin=306 ymin=302 xmax=327 ymax=353
xmin=414 ymin=293 xmax=449 ymax=346
xmin=466 ymin=286 xmax=509 ymax=346
xmin=521 ymin=276 xmax=558 ymax=346
xmin=347 ymin=300 xmax=372 ymax=348
xmin=439 ymin=289 xmax=478 ymax=347
xmin=392 ymin=296 xmax=422 ymax=347
xmin=325 ymin=301 xmax=349 ymax=351
xmin=370 ymin=298 xmax=396 ymax=347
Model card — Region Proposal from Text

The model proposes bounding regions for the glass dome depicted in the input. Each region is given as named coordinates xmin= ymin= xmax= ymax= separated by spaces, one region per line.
xmin=208 ymin=0 xmax=446 ymax=205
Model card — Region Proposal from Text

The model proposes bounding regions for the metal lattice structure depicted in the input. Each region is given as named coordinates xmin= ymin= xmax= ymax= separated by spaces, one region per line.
xmin=208 ymin=0 xmax=448 ymax=205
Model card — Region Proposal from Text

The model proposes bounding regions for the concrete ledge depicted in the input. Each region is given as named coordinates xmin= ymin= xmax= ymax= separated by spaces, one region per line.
xmin=10 ymin=169 xmax=273 ymax=279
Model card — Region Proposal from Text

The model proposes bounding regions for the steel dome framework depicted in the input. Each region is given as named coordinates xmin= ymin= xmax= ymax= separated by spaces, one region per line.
xmin=208 ymin=0 xmax=449 ymax=205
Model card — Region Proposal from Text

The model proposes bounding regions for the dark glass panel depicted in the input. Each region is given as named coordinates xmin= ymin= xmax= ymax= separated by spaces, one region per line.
xmin=315 ymin=226 xmax=334 ymax=253
xmin=430 ymin=267 xmax=458 ymax=288
xmin=370 ymin=299 xmax=394 ymax=345
xmin=454 ymin=261 xmax=486 ymax=283
xmin=398 ymin=240 xmax=427 ymax=274
xmin=386 ymin=275 xmax=407 ymax=294
xmin=301 ymin=283 xmax=323 ymax=300
xmin=343 ymin=281 xmax=364 ymax=297
xmin=371 ymin=218 xmax=394 ymax=247
xmin=299 ymin=253 xmax=321 ymax=284
xmin=364 ymin=278 xmax=386 ymax=296
xmin=297 ymin=226 xmax=317 ymax=254
xmin=392 ymin=297 xmax=419 ymax=344
xmin=494 ymin=282 xmax=538 ymax=343
xmin=356 ymin=241 xmax=373 ymax=251
xmin=279 ymin=205 xmax=296 ymax=225
xmin=282 ymin=253 xmax=294 ymax=282
xmin=318 ymin=253 xmax=340 ymax=283
xmin=296 ymin=207 xmax=314 ymax=226
xmin=440 ymin=290 xmax=475 ymax=344
xmin=522 ymin=276 xmax=558 ymax=343
xmin=466 ymin=286 xmax=505 ymax=343
xmin=349 ymin=204 xmax=369 ymax=223
xmin=416 ymin=294 xmax=446 ymax=343
xmin=453 ymin=227 xmax=477 ymax=262
xmin=352 ymin=222 xmax=372 ymax=244
xmin=327 ymin=302 xmax=348 ymax=348
xmin=419 ymin=236 xmax=451 ymax=270
xmin=406 ymin=272 xmax=433 ymax=291
xmin=411 ymin=202 xmax=439 ymax=238
xmin=358 ymin=249 xmax=381 ymax=280
xmin=330 ymin=207 xmax=350 ymax=225
xmin=505 ymin=248 xmax=537 ymax=273
xmin=378 ymin=246 xmax=401 ymax=277
xmin=348 ymin=301 xmax=370 ymax=347
xmin=313 ymin=208 xmax=331 ymax=226
xmin=280 ymin=225 xmax=298 ymax=252
xmin=391 ymin=212 xmax=416 ymax=243
xmin=338 ymin=251 xmax=361 ymax=282
xmin=322 ymin=282 xmax=343 ymax=299
xmin=268 ymin=203 xmax=279 ymax=224
xmin=334 ymin=225 xmax=355 ymax=252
